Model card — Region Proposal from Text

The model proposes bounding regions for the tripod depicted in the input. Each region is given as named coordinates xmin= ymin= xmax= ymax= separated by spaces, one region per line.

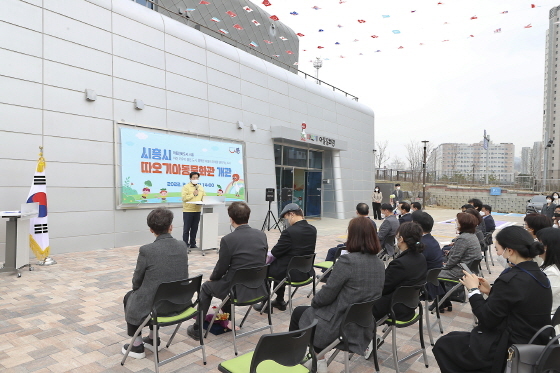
xmin=261 ymin=200 xmax=281 ymax=232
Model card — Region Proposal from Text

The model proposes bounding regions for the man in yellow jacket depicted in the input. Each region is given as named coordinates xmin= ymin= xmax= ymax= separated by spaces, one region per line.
xmin=182 ymin=171 xmax=205 ymax=248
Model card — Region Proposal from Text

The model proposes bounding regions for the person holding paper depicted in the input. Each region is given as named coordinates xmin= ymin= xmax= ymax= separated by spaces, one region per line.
xmin=181 ymin=171 xmax=205 ymax=249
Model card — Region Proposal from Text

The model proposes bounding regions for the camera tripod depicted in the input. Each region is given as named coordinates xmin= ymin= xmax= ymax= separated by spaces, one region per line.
xmin=261 ymin=201 xmax=282 ymax=232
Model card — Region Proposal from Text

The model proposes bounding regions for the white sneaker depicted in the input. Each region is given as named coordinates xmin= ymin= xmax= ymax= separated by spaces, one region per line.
xmin=364 ymin=339 xmax=374 ymax=359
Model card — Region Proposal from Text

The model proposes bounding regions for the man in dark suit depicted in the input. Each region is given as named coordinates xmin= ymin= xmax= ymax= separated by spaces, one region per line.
xmin=481 ymin=204 xmax=496 ymax=232
xmin=378 ymin=203 xmax=400 ymax=257
xmin=391 ymin=183 xmax=404 ymax=209
xmin=122 ymin=208 xmax=189 ymax=359
xmin=398 ymin=202 xmax=413 ymax=224
xmin=412 ymin=211 xmax=443 ymax=270
xmin=187 ymin=202 xmax=267 ymax=339
xmin=254 ymin=203 xmax=317 ymax=312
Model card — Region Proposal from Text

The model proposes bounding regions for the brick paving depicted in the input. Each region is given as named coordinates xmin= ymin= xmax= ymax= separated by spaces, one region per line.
xmin=0 ymin=208 xmax=523 ymax=373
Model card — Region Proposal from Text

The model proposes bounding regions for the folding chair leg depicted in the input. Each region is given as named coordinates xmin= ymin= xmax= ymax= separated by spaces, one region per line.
xmin=308 ymin=267 xmax=332 ymax=298
xmin=326 ymin=348 xmax=341 ymax=365
xmin=231 ymin=305 xmax=238 ymax=356
xmin=419 ymin=309 xmax=429 ymax=368
xmin=239 ymin=306 xmax=252 ymax=328
xmin=485 ymin=252 xmax=491 ymax=274
xmin=154 ymin=322 xmax=160 ymax=373
xmin=121 ymin=315 xmax=151 ymax=366
xmin=372 ymin=334 xmax=380 ymax=373
xmin=288 ymin=284 xmax=293 ymax=314
xmin=344 ymin=350 xmax=349 ymax=373
xmin=167 ymin=322 xmax=181 ymax=348
xmin=488 ymin=245 xmax=495 ymax=266
xmin=425 ymin=299 xmax=434 ymax=346
xmin=391 ymin=325 xmax=399 ymax=373
xmin=262 ymin=279 xmax=285 ymax=315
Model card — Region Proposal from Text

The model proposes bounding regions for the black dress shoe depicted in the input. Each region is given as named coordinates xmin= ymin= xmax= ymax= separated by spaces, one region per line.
xmin=187 ymin=324 xmax=200 ymax=340
xmin=271 ymin=299 xmax=287 ymax=311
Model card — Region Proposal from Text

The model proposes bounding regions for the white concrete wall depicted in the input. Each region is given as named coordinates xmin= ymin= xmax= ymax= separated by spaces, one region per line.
xmin=0 ymin=0 xmax=375 ymax=256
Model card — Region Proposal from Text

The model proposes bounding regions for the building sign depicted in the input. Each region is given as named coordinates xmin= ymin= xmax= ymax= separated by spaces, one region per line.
xmin=119 ymin=125 xmax=246 ymax=206
xmin=299 ymin=122 xmax=336 ymax=147
xmin=271 ymin=125 xmax=347 ymax=150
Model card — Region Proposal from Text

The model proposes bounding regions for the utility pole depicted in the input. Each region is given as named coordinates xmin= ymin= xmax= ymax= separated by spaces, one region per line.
xmin=483 ymin=130 xmax=490 ymax=184
xmin=544 ymin=138 xmax=554 ymax=192
xmin=422 ymin=140 xmax=429 ymax=206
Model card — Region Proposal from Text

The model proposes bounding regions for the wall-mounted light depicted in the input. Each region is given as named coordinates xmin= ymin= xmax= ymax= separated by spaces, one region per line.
xmin=250 ymin=123 xmax=258 ymax=131
xmin=237 ymin=121 xmax=243 ymax=129
xmin=134 ymin=99 xmax=144 ymax=110
xmin=85 ymin=89 xmax=97 ymax=101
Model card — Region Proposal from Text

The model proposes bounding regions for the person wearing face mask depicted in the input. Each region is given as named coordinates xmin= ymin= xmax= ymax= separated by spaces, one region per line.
xmin=253 ymin=203 xmax=317 ymax=312
xmin=541 ymin=195 xmax=556 ymax=219
xmin=553 ymin=192 xmax=560 ymax=203
xmin=391 ymin=183 xmax=404 ymax=210
xmin=187 ymin=202 xmax=268 ymax=340
xmin=397 ymin=202 xmax=413 ymax=224
xmin=371 ymin=186 xmax=383 ymax=220
xmin=481 ymin=205 xmax=495 ymax=232
xmin=433 ymin=226 xmax=552 ymax=373
xmin=553 ymin=206 xmax=560 ymax=228
xmin=181 ymin=171 xmax=206 ymax=249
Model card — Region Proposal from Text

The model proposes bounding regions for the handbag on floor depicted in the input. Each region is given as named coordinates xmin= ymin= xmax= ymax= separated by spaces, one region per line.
xmin=504 ymin=325 xmax=559 ymax=373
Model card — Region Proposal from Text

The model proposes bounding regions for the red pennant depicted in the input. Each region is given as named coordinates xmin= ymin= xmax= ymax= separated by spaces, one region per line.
xmin=270 ymin=15 xmax=279 ymax=21
xmin=263 ymin=0 xmax=271 ymax=6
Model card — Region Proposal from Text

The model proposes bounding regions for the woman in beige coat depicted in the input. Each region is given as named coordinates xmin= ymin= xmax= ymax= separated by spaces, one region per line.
xmin=371 ymin=186 xmax=383 ymax=220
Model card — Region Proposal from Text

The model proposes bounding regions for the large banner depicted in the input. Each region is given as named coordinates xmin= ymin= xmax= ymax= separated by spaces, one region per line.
xmin=119 ymin=126 xmax=245 ymax=205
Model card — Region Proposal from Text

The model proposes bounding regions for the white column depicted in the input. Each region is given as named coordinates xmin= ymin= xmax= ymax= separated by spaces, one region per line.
xmin=332 ymin=150 xmax=345 ymax=219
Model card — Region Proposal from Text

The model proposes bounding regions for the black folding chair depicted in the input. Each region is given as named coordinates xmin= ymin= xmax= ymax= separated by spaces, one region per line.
xmin=376 ymin=284 xmax=429 ymax=373
xmin=423 ymin=268 xmax=443 ymax=346
xmin=318 ymin=300 xmax=380 ymax=373
xmin=204 ymin=266 xmax=272 ymax=356
xmin=262 ymin=254 xmax=316 ymax=315
xmin=218 ymin=320 xmax=319 ymax=373
xmin=552 ymin=306 xmax=560 ymax=327
xmin=307 ymin=246 xmax=345 ymax=298
xmin=121 ymin=275 xmax=205 ymax=372
xmin=378 ymin=234 xmax=396 ymax=266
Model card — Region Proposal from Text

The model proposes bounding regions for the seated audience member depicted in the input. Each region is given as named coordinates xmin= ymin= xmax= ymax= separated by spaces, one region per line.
xmin=254 ymin=203 xmax=317 ymax=312
xmin=411 ymin=202 xmax=422 ymax=212
xmin=542 ymin=195 xmax=557 ymax=219
xmin=324 ymin=203 xmax=377 ymax=263
xmin=461 ymin=204 xmax=474 ymax=213
xmin=413 ymin=211 xmax=444 ymax=300
xmin=553 ymin=206 xmax=560 ymax=228
xmin=481 ymin=204 xmax=495 ymax=232
xmin=122 ymin=208 xmax=189 ymax=358
xmin=467 ymin=198 xmax=483 ymax=213
xmin=524 ymin=213 xmax=553 ymax=239
xmin=372 ymin=222 xmax=428 ymax=322
xmin=187 ymin=202 xmax=267 ymax=339
xmin=433 ymin=226 xmax=552 ymax=373
xmin=464 ymin=208 xmax=486 ymax=248
xmin=398 ymin=202 xmax=413 ymax=224
xmin=437 ymin=213 xmax=482 ymax=312
xmin=378 ymin=203 xmax=400 ymax=257
xmin=290 ymin=217 xmax=385 ymax=373
xmin=536 ymin=227 xmax=560 ymax=324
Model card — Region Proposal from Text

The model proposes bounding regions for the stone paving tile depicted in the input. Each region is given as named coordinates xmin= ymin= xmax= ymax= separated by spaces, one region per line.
xmin=0 ymin=208 xmax=520 ymax=372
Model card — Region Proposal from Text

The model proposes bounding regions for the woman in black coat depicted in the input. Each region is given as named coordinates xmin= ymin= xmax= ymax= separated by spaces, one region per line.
xmin=433 ymin=226 xmax=553 ymax=373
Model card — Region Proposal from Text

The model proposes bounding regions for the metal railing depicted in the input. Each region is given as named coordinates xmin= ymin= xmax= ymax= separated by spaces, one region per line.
xmin=140 ymin=0 xmax=359 ymax=101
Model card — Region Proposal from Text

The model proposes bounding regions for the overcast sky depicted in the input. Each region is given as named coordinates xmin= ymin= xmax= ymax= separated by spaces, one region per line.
xmin=255 ymin=0 xmax=555 ymax=162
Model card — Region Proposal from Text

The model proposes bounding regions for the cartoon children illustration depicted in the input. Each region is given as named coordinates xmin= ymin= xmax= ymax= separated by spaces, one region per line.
xmin=141 ymin=180 xmax=152 ymax=201
xmin=232 ymin=174 xmax=241 ymax=197
xmin=159 ymin=188 xmax=168 ymax=202
xmin=216 ymin=185 xmax=224 ymax=196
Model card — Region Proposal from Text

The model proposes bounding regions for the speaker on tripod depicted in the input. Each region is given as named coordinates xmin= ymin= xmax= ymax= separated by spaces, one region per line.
xmin=262 ymin=188 xmax=281 ymax=232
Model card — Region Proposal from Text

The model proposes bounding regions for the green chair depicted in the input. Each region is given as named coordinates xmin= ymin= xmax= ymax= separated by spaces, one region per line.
xmin=307 ymin=246 xmax=345 ymax=298
xmin=205 ymin=265 xmax=272 ymax=356
xmin=423 ymin=268 xmax=443 ymax=346
xmin=218 ymin=319 xmax=318 ymax=373
xmin=121 ymin=275 xmax=205 ymax=373
xmin=262 ymin=254 xmax=316 ymax=315
xmin=376 ymin=284 xmax=428 ymax=373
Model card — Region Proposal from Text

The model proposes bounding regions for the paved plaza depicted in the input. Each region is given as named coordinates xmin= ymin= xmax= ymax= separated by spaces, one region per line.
xmin=0 ymin=208 xmax=525 ymax=373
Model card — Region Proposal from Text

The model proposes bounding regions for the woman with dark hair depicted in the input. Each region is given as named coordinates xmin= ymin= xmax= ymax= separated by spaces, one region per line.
xmin=434 ymin=226 xmax=552 ymax=373
xmin=371 ymin=222 xmax=427 ymax=322
xmin=536 ymin=227 xmax=560 ymax=320
xmin=371 ymin=186 xmax=383 ymax=220
xmin=524 ymin=213 xmax=553 ymax=239
xmin=553 ymin=191 xmax=560 ymax=204
xmin=541 ymin=196 xmax=556 ymax=219
xmin=290 ymin=217 xmax=385 ymax=373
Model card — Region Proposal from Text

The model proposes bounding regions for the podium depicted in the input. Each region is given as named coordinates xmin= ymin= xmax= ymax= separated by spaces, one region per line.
xmin=1 ymin=203 xmax=39 ymax=277
xmin=186 ymin=197 xmax=225 ymax=256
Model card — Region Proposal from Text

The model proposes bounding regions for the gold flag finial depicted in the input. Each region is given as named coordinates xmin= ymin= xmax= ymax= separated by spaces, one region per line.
xmin=37 ymin=146 xmax=46 ymax=172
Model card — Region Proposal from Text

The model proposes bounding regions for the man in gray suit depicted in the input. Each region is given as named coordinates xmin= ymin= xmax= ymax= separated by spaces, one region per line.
xmin=187 ymin=202 xmax=268 ymax=339
xmin=378 ymin=203 xmax=399 ymax=257
xmin=122 ymin=208 xmax=189 ymax=359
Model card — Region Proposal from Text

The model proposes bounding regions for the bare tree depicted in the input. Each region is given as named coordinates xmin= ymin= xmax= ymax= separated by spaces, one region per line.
xmin=448 ymin=143 xmax=460 ymax=180
xmin=375 ymin=140 xmax=390 ymax=169
xmin=389 ymin=155 xmax=405 ymax=170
